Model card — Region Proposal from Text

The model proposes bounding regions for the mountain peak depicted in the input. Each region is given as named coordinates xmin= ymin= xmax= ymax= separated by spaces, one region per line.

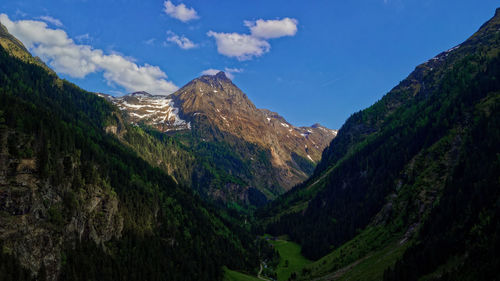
xmin=198 ymin=71 xmax=232 ymax=84
xmin=0 ymin=21 xmax=30 ymax=55
xmin=215 ymin=71 xmax=228 ymax=79
xmin=0 ymin=22 xmax=8 ymax=34
xmin=0 ymin=22 xmax=55 ymax=73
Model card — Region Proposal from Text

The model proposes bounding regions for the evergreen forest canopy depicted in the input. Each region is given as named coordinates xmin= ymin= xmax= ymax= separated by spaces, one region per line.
xmin=0 ymin=42 xmax=260 ymax=281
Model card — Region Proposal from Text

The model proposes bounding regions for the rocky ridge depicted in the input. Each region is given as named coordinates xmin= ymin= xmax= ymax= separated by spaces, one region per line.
xmin=111 ymin=72 xmax=337 ymax=190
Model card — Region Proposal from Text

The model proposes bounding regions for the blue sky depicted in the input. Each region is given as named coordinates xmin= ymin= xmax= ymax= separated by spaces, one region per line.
xmin=0 ymin=0 xmax=498 ymax=129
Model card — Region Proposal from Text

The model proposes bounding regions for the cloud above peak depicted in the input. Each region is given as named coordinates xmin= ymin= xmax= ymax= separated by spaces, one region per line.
xmin=201 ymin=67 xmax=243 ymax=79
xmin=207 ymin=31 xmax=270 ymax=61
xmin=0 ymin=14 xmax=178 ymax=95
xmin=166 ymin=30 xmax=197 ymax=49
xmin=37 ymin=16 xmax=63 ymax=27
xmin=208 ymin=17 xmax=298 ymax=60
xmin=245 ymin=18 xmax=298 ymax=39
xmin=163 ymin=1 xmax=199 ymax=23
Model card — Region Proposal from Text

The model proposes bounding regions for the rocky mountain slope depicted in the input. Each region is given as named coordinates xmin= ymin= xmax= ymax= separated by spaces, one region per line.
xmin=171 ymin=71 xmax=336 ymax=168
xmin=108 ymin=71 xmax=336 ymax=203
xmin=258 ymin=8 xmax=500 ymax=281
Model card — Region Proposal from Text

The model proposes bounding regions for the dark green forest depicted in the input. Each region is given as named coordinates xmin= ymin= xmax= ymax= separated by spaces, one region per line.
xmin=0 ymin=45 xmax=259 ymax=280
xmin=257 ymin=8 xmax=500 ymax=281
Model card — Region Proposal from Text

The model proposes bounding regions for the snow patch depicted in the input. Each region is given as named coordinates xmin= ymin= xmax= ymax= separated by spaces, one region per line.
xmin=113 ymin=95 xmax=190 ymax=131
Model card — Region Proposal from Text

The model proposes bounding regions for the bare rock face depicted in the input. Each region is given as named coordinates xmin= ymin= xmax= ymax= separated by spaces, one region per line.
xmin=173 ymin=72 xmax=337 ymax=189
xmin=0 ymin=128 xmax=123 ymax=280
xmin=112 ymin=71 xmax=337 ymax=192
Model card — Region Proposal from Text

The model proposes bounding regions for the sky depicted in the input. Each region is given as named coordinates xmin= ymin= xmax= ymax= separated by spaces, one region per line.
xmin=0 ymin=0 xmax=498 ymax=129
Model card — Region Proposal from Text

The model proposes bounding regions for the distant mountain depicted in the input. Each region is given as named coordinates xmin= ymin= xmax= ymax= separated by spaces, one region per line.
xmin=108 ymin=71 xmax=336 ymax=204
xmin=172 ymin=71 xmax=336 ymax=168
xmin=258 ymin=8 xmax=500 ymax=281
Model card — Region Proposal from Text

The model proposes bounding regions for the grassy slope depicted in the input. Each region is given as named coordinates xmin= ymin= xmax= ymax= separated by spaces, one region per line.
xmin=291 ymin=226 xmax=404 ymax=280
xmin=223 ymin=267 xmax=261 ymax=281
xmin=269 ymin=239 xmax=312 ymax=281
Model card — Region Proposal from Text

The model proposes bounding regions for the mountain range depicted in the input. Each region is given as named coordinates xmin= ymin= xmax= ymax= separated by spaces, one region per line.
xmin=1 ymin=7 xmax=500 ymax=281
xmin=104 ymin=70 xmax=336 ymax=205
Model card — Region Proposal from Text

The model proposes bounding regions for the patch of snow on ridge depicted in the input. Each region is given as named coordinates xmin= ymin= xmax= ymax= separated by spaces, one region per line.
xmin=121 ymin=101 xmax=146 ymax=109
xmin=445 ymin=45 xmax=460 ymax=53
xmin=112 ymin=94 xmax=190 ymax=131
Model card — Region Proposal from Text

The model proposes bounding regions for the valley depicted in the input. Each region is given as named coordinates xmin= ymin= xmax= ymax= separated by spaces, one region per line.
xmin=0 ymin=3 xmax=499 ymax=281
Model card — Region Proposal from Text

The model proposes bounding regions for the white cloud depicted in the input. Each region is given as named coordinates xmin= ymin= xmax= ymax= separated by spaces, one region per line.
xmin=200 ymin=67 xmax=243 ymax=79
xmin=166 ymin=30 xmax=197 ymax=49
xmin=208 ymin=17 xmax=298 ymax=60
xmin=144 ymin=38 xmax=156 ymax=45
xmin=163 ymin=1 xmax=199 ymax=23
xmin=37 ymin=16 xmax=63 ymax=27
xmin=207 ymin=31 xmax=270 ymax=61
xmin=75 ymin=33 xmax=92 ymax=44
xmin=224 ymin=67 xmax=243 ymax=74
xmin=244 ymin=18 xmax=298 ymax=39
xmin=0 ymin=14 xmax=178 ymax=95
xmin=201 ymin=68 xmax=221 ymax=76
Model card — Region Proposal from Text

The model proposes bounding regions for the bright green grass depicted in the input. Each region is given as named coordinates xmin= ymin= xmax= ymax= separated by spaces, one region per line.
xmin=269 ymin=239 xmax=312 ymax=281
xmin=336 ymin=241 xmax=407 ymax=281
xmin=297 ymin=226 xmax=407 ymax=281
xmin=223 ymin=267 xmax=261 ymax=281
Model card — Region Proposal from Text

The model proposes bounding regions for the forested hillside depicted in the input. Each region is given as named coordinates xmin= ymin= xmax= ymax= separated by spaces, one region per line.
xmin=0 ymin=37 xmax=259 ymax=280
xmin=258 ymin=8 xmax=500 ymax=281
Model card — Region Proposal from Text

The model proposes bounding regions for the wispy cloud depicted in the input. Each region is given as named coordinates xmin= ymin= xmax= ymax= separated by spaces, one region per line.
xmin=201 ymin=68 xmax=220 ymax=76
xmin=15 ymin=9 xmax=27 ymax=18
xmin=163 ymin=1 xmax=199 ymax=23
xmin=75 ymin=33 xmax=92 ymax=44
xmin=144 ymin=38 xmax=156 ymax=45
xmin=208 ymin=18 xmax=298 ymax=60
xmin=37 ymin=16 xmax=63 ymax=27
xmin=0 ymin=14 xmax=178 ymax=95
xmin=166 ymin=30 xmax=197 ymax=49
xmin=320 ymin=77 xmax=341 ymax=87
xmin=200 ymin=67 xmax=243 ymax=80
